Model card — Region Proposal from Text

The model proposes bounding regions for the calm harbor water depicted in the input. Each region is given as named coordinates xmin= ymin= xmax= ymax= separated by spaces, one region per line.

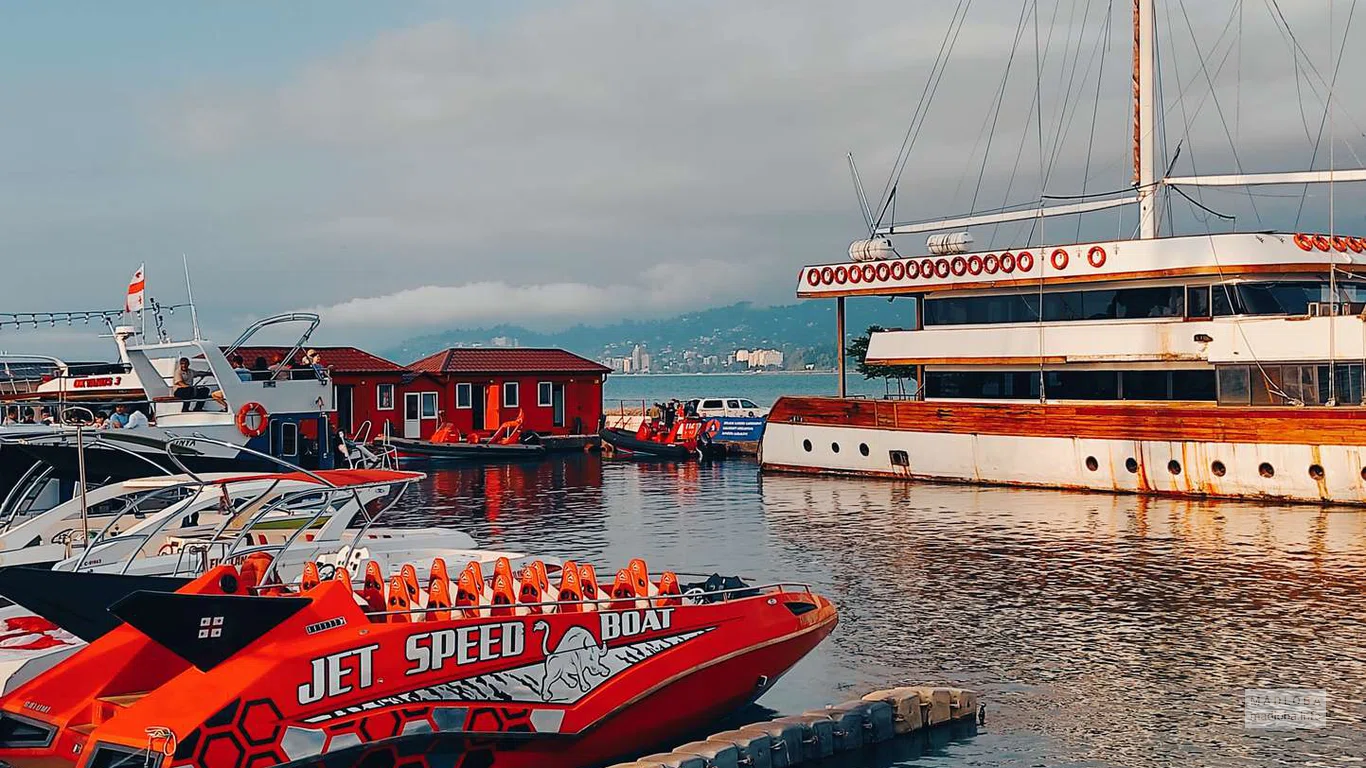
xmin=387 ymin=455 xmax=1366 ymax=768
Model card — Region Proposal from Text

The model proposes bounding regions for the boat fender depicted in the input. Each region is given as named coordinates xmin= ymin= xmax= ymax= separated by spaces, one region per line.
xmin=862 ymin=688 xmax=925 ymax=734
xmin=1294 ymin=232 xmax=1316 ymax=251
xmin=1087 ymin=245 xmax=1107 ymax=268
xmin=705 ymin=728 xmax=774 ymax=768
xmin=235 ymin=402 xmax=269 ymax=438
xmin=769 ymin=715 xmax=836 ymax=760
xmin=735 ymin=722 xmax=802 ymax=768
xmin=861 ymin=263 xmax=876 ymax=282
xmin=673 ymin=740 xmax=741 ymax=768
xmin=1050 ymin=248 xmax=1069 ymax=271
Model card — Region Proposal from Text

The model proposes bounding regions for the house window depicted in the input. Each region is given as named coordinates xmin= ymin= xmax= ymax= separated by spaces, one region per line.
xmin=377 ymin=383 xmax=395 ymax=410
xmin=456 ymin=383 xmax=472 ymax=409
xmin=538 ymin=381 xmax=553 ymax=407
xmin=503 ymin=381 xmax=520 ymax=408
xmin=420 ymin=391 xmax=438 ymax=419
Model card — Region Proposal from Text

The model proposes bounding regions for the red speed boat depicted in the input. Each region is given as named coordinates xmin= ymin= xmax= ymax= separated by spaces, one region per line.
xmin=0 ymin=556 xmax=836 ymax=768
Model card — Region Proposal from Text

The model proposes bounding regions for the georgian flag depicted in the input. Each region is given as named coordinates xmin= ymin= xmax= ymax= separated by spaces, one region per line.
xmin=125 ymin=264 xmax=145 ymax=313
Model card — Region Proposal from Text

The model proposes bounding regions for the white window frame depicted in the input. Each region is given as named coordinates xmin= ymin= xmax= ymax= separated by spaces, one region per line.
xmin=537 ymin=381 xmax=553 ymax=407
xmin=377 ymin=383 xmax=395 ymax=411
xmin=503 ymin=381 xmax=520 ymax=408
xmin=420 ymin=391 xmax=439 ymax=419
xmin=456 ymin=382 xmax=473 ymax=409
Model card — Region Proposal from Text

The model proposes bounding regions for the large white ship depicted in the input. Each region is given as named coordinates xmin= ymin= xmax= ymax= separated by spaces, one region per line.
xmin=761 ymin=0 xmax=1366 ymax=505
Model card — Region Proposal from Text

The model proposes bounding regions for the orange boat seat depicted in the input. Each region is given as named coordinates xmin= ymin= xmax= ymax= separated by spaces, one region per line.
xmin=387 ymin=575 xmax=412 ymax=623
xmin=426 ymin=577 xmax=453 ymax=622
xmin=579 ymin=563 xmax=601 ymax=612
xmin=556 ymin=560 xmax=583 ymax=612
xmin=656 ymin=571 xmax=682 ymax=607
xmin=301 ymin=562 xmax=322 ymax=593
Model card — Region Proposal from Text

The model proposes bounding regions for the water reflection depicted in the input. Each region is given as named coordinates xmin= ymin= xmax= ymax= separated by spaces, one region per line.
xmin=386 ymin=455 xmax=1366 ymax=767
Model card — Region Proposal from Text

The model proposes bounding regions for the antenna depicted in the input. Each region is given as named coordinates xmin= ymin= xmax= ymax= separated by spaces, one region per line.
xmin=183 ymin=254 xmax=202 ymax=341
xmin=847 ymin=153 xmax=877 ymax=235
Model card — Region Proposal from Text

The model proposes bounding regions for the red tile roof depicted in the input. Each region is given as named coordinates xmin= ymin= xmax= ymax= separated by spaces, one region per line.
xmin=227 ymin=346 xmax=404 ymax=374
xmin=408 ymin=348 xmax=610 ymax=375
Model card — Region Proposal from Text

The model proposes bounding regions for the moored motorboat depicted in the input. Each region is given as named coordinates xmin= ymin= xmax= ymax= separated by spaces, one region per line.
xmin=380 ymin=416 xmax=547 ymax=462
xmin=599 ymin=416 xmax=726 ymax=461
xmin=0 ymin=553 xmax=836 ymax=768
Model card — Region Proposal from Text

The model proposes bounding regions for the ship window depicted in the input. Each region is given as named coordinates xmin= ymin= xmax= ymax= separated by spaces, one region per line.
xmin=1045 ymin=371 xmax=1118 ymax=400
xmin=280 ymin=422 xmax=298 ymax=456
xmin=1171 ymin=370 xmax=1218 ymax=401
xmin=1186 ymin=286 xmax=1211 ymax=319
xmin=889 ymin=450 xmax=909 ymax=467
xmin=1217 ymin=366 xmax=1251 ymax=405
xmin=924 ymin=371 xmax=1039 ymax=399
xmin=1250 ymin=365 xmax=1281 ymax=405
xmin=1212 ymin=285 xmax=1236 ymax=316
xmin=1120 ymin=370 xmax=1170 ymax=400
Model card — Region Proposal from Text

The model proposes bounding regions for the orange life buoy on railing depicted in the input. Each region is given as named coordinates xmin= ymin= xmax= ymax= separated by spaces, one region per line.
xmin=950 ymin=256 xmax=967 ymax=276
xmin=1050 ymin=248 xmax=1069 ymax=270
xmin=236 ymin=402 xmax=269 ymax=438
xmin=893 ymin=260 xmax=908 ymax=280
xmin=967 ymin=255 xmax=983 ymax=275
xmin=834 ymin=265 xmax=848 ymax=283
xmin=983 ymin=254 xmax=1000 ymax=274
xmin=1017 ymin=250 xmax=1035 ymax=272
xmin=806 ymin=269 xmax=820 ymax=286
xmin=862 ymin=263 xmax=877 ymax=282
xmin=1351 ymin=237 xmax=1366 ymax=254
xmin=1087 ymin=245 xmax=1107 ymax=268
xmin=1293 ymin=232 xmax=1316 ymax=251
xmin=1000 ymin=252 xmax=1016 ymax=273
xmin=1332 ymin=236 xmax=1351 ymax=253
xmin=876 ymin=262 xmax=891 ymax=281
xmin=821 ymin=266 xmax=835 ymax=284
xmin=1313 ymin=234 xmax=1332 ymax=252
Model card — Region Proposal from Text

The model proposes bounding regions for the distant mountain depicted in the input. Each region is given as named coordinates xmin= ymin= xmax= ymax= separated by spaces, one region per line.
xmin=386 ymin=299 xmax=912 ymax=372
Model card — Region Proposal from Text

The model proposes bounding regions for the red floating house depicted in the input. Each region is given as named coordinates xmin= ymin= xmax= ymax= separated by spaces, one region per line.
xmin=403 ymin=348 xmax=610 ymax=441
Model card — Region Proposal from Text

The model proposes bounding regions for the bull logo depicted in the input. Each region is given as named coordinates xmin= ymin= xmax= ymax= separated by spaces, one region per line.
xmin=533 ymin=620 xmax=609 ymax=702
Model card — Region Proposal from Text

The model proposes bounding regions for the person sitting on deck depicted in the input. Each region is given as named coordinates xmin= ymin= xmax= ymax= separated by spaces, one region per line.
xmin=173 ymin=357 xmax=213 ymax=412
xmin=38 ymin=408 xmax=54 ymax=425
xmin=250 ymin=356 xmax=270 ymax=381
xmin=231 ymin=354 xmax=252 ymax=382
xmin=305 ymin=349 xmax=328 ymax=381
xmin=108 ymin=403 xmax=129 ymax=429
xmin=2 ymin=406 xmax=17 ymax=425
xmin=126 ymin=407 xmax=150 ymax=429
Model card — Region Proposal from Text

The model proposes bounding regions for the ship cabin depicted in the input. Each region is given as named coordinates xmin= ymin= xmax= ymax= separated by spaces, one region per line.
xmin=230 ymin=345 xmax=406 ymax=442
xmin=800 ymin=231 xmax=1366 ymax=408
xmin=124 ymin=313 xmax=339 ymax=467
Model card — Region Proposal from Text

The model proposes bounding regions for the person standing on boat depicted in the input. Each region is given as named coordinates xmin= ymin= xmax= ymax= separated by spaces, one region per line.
xmin=172 ymin=357 xmax=212 ymax=412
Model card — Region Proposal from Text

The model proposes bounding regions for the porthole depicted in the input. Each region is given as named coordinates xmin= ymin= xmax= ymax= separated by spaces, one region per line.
xmin=1167 ymin=460 xmax=1182 ymax=476
xmin=1309 ymin=464 xmax=1325 ymax=481
xmin=1085 ymin=456 xmax=1099 ymax=472
xmin=1211 ymin=460 xmax=1227 ymax=477
xmin=1124 ymin=458 xmax=1139 ymax=474
xmin=802 ymin=439 xmax=812 ymax=453
xmin=859 ymin=443 xmax=870 ymax=457
xmin=1259 ymin=462 xmax=1275 ymax=478
xmin=831 ymin=442 xmax=841 ymax=454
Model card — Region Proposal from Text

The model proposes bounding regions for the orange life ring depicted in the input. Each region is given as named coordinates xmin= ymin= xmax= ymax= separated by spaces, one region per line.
xmin=236 ymin=402 xmax=269 ymax=438
xmin=983 ymin=254 xmax=1000 ymax=274
xmin=950 ymin=256 xmax=967 ymax=276
xmin=1017 ymin=250 xmax=1035 ymax=272
xmin=834 ymin=265 xmax=848 ymax=283
xmin=921 ymin=259 xmax=935 ymax=278
xmin=1087 ymin=245 xmax=1107 ymax=268
xmin=806 ymin=269 xmax=820 ymax=286
xmin=848 ymin=264 xmax=863 ymax=283
xmin=820 ymin=266 xmax=835 ymax=284
xmin=1293 ymin=232 xmax=1316 ymax=251
xmin=875 ymin=262 xmax=891 ymax=281
xmin=1332 ymin=236 xmax=1351 ymax=253
xmin=967 ymin=255 xmax=983 ymax=275
xmin=1313 ymin=234 xmax=1332 ymax=252
xmin=861 ymin=263 xmax=877 ymax=282
xmin=934 ymin=259 xmax=951 ymax=278
xmin=1351 ymin=237 xmax=1366 ymax=254
xmin=1000 ymin=252 xmax=1016 ymax=273
xmin=892 ymin=261 xmax=908 ymax=280
xmin=703 ymin=419 xmax=722 ymax=437
xmin=1050 ymin=248 xmax=1069 ymax=270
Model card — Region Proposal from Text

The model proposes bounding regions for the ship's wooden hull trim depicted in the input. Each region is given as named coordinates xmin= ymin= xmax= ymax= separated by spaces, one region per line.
xmin=761 ymin=396 xmax=1366 ymax=504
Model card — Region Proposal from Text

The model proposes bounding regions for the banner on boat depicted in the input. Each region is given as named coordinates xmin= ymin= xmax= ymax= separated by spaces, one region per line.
xmin=702 ymin=417 xmax=766 ymax=442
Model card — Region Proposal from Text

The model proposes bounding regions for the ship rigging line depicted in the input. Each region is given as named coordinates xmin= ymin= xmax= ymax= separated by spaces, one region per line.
xmin=873 ymin=0 xmax=974 ymax=230
xmin=1291 ymin=0 xmax=1357 ymax=229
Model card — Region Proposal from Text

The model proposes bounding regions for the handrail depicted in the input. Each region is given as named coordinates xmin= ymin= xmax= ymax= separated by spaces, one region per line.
xmin=221 ymin=312 xmax=321 ymax=365
xmin=348 ymin=581 xmax=816 ymax=617
xmin=163 ymin=435 xmax=338 ymax=488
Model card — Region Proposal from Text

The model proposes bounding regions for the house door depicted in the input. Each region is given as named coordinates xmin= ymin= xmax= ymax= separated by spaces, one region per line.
xmin=335 ymin=385 xmax=354 ymax=436
xmin=552 ymin=384 xmax=565 ymax=428
xmin=404 ymin=392 xmax=421 ymax=438
xmin=472 ymin=385 xmax=487 ymax=431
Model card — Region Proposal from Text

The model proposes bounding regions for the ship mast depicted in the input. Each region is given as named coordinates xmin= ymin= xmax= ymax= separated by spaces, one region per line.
xmin=1134 ymin=0 xmax=1159 ymax=239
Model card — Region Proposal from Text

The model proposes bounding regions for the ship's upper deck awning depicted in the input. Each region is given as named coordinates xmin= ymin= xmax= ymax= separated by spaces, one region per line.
xmin=796 ymin=232 xmax=1366 ymax=299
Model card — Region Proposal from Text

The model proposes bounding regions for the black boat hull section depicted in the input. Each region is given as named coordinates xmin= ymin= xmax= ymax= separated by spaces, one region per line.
xmin=0 ymin=567 xmax=193 ymax=642
xmin=382 ymin=436 xmax=546 ymax=462
xmin=598 ymin=428 xmax=726 ymax=460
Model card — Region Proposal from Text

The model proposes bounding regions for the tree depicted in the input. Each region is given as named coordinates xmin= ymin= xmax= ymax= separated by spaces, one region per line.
xmin=847 ymin=325 xmax=918 ymax=396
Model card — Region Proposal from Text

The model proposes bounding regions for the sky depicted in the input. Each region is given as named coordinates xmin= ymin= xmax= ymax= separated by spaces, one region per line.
xmin=2 ymin=0 xmax=1364 ymax=356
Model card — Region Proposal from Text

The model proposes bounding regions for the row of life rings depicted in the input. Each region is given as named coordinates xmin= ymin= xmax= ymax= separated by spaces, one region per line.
xmin=1293 ymin=232 xmax=1366 ymax=253
xmin=806 ymin=245 xmax=1109 ymax=286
